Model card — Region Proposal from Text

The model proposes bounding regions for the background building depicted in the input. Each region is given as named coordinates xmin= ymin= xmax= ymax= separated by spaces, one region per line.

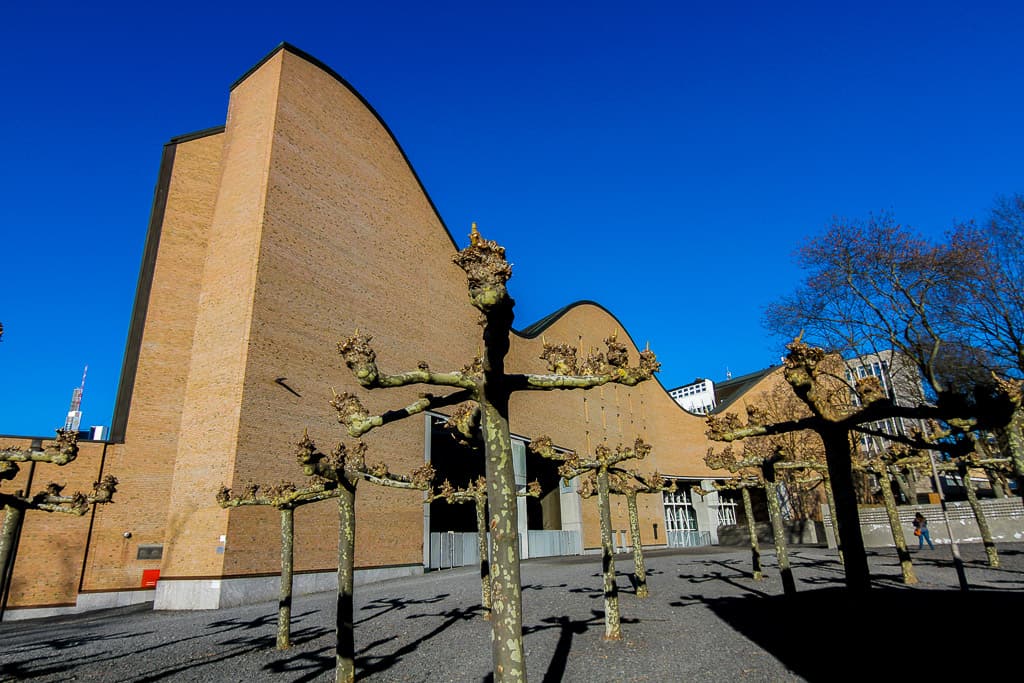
xmin=668 ymin=378 xmax=716 ymax=414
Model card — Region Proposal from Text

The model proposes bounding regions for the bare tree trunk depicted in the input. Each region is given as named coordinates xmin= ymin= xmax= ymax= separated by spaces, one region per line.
xmin=741 ymin=487 xmax=762 ymax=580
xmin=891 ymin=470 xmax=914 ymax=504
xmin=988 ymin=469 xmax=1008 ymax=498
xmin=822 ymin=427 xmax=871 ymax=592
xmin=879 ymin=467 xmax=916 ymax=584
xmin=336 ymin=481 xmax=357 ymax=683
xmin=959 ymin=462 xmax=999 ymax=568
xmin=474 ymin=493 xmax=492 ymax=617
xmin=821 ymin=475 xmax=843 ymax=565
xmin=763 ymin=477 xmax=795 ymax=595
xmin=0 ymin=503 xmax=24 ymax=604
xmin=479 ymin=298 xmax=526 ymax=682
xmin=596 ymin=467 xmax=621 ymax=639
xmin=480 ymin=398 xmax=526 ymax=679
xmin=624 ymin=492 xmax=648 ymax=598
xmin=1004 ymin=407 xmax=1024 ymax=495
xmin=278 ymin=507 xmax=295 ymax=650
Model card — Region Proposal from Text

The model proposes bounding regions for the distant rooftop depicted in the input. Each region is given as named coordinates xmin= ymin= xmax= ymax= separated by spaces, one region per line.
xmin=710 ymin=365 xmax=781 ymax=414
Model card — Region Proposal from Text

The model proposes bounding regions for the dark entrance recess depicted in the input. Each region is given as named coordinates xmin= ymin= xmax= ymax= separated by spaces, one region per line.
xmin=524 ymin=445 xmax=564 ymax=531
xmin=427 ymin=416 xmax=567 ymax=533
xmin=428 ymin=416 xmax=484 ymax=532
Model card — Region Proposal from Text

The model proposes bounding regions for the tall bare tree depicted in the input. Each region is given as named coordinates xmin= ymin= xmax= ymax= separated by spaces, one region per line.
xmin=333 ymin=225 xmax=659 ymax=681
xmin=216 ymin=479 xmax=340 ymax=649
xmin=765 ymin=212 xmax=1022 ymax=488
xmin=1 ymin=431 xmax=117 ymax=601
xmin=708 ymin=337 xmax=1019 ymax=592
xmin=945 ymin=194 xmax=1024 ymax=486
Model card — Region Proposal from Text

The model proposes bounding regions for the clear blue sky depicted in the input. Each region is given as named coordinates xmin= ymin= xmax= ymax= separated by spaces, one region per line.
xmin=2 ymin=1 xmax=1022 ymax=437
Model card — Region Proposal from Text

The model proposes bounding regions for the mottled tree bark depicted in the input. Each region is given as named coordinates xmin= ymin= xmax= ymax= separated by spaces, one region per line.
xmin=1005 ymin=407 xmax=1024 ymax=494
xmin=336 ymin=480 xmax=357 ymax=683
xmin=821 ymin=475 xmax=843 ymax=566
xmin=596 ymin=467 xmax=620 ymax=640
xmin=958 ymin=461 xmax=999 ymax=568
xmin=0 ymin=503 xmax=24 ymax=595
xmin=480 ymin=399 xmax=526 ymax=676
xmin=763 ymin=476 xmax=795 ymax=595
xmin=623 ymin=492 xmax=648 ymax=598
xmin=741 ymin=487 xmax=762 ymax=580
xmin=878 ymin=467 xmax=917 ymax=584
xmin=474 ymin=493 xmax=492 ymax=616
xmin=279 ymin=507 xmax=294 ymax=649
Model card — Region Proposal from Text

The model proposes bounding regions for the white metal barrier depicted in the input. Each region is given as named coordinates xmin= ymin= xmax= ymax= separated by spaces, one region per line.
xmin=428 ymin=530 xmax=582 ymax=569
xmin=666 ymin=530 xmax=713 ymax=548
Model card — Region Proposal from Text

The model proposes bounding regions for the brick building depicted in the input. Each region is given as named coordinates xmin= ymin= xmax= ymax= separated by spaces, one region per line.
xmin=2 ymin=44 xmax=734 ymax=619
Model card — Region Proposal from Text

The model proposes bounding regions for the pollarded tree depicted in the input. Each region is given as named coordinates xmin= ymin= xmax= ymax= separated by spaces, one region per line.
xmin=295 ymin=436 xmax=434 ymax=683
xmin=530 ymin=436 xmax=650 ymax=639
xmin=605 ymin=470 xmax=675 ymax=599
xmin=216 ymin=478 xmax=340 ymax=649
xmin=426 ymin=476 xmax=540 ymax=620
xmin=693 ymin=477 xmax=765 ymax=579
xmin=705 ymin=444 xmax=798 ymax=595
xmin=333 ymin=225 xmax=659 ymax=681
xmin=853 ymin=445 xmax=923 ymax=584
xmin=1 ymin=431 xmax=118 ymax=599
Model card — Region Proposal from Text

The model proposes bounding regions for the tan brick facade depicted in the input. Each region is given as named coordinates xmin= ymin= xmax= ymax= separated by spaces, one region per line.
xmin=1 ymin=44 xmax=734 ymax=615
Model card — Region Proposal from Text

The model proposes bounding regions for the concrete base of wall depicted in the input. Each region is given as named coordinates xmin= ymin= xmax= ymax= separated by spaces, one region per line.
xmin=717 ymin=520 xmax=826 ymax=546
xmin=154 ymin=564 xmax=423 ymax=611
xmin=2 ymin=589 xmax=156 ymax=621
xmin=821 ymin=499 xmax=1024 ymax=549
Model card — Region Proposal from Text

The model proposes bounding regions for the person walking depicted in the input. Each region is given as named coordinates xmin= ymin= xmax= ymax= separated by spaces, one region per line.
xmin=913 ymin=512 xmax=934 ymax=550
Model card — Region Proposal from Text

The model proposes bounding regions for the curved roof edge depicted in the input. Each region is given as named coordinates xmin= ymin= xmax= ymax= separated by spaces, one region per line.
xmin=516 ymin=300 xmax=689 ymax=403
xmin=515 ymin=300 xmax=626 ymax=339
xmin=231 ymin=42 xmax=459 ymax=251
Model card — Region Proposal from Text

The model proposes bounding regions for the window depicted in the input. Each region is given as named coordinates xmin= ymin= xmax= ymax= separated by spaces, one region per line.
xmin=715 ymin=494 xmax=738 ymax=526
xmin=663 ymin=487 xmax=697 ymax=532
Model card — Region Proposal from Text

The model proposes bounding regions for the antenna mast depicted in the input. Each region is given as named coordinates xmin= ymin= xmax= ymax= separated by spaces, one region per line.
xmin=62 ymin=365 xmax=88 ymax=433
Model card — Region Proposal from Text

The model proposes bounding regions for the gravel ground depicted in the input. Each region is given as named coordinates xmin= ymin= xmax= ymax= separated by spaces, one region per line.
xmin=3 ymin=542 xmax=1023 ymax=682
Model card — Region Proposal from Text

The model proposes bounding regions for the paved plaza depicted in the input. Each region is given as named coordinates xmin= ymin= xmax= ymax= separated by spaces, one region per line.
xmin=3 ymin=542 xmax=1023 ymax=682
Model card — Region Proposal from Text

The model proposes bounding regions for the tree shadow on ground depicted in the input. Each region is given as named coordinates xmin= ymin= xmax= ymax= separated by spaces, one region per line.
xmin=360 ymin=604 xmax=480 ymax=678
xmin=264 ymin=604 xmax=480 ymax=681
xmin=703 ymin=588 xmax=1024 ymax=680
xmin=355 ymin=593 xmax=449 ymax=625
xmin=523 ymin=609 xmax=639 ymax=683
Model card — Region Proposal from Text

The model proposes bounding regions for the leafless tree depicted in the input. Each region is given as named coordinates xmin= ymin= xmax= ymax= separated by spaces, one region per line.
xmin=296 ymin=436 xmax=434 ymax=683
xmin=1 ymin=431 xmax=117 ymax=600
xmin=765 ymin=212 xmax=1022 ymax=490
xmin=530 ymin=437 xmax=651 ymax=639
xmin=693 ymin=477 xmax=764 ymax=579
xmin=216 ymin=478 xmax=340 ymax=649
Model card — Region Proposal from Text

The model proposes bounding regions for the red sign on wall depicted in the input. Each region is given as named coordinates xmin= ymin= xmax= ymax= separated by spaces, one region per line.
xmin=141 ymin=569 xmax=160 ymax=588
